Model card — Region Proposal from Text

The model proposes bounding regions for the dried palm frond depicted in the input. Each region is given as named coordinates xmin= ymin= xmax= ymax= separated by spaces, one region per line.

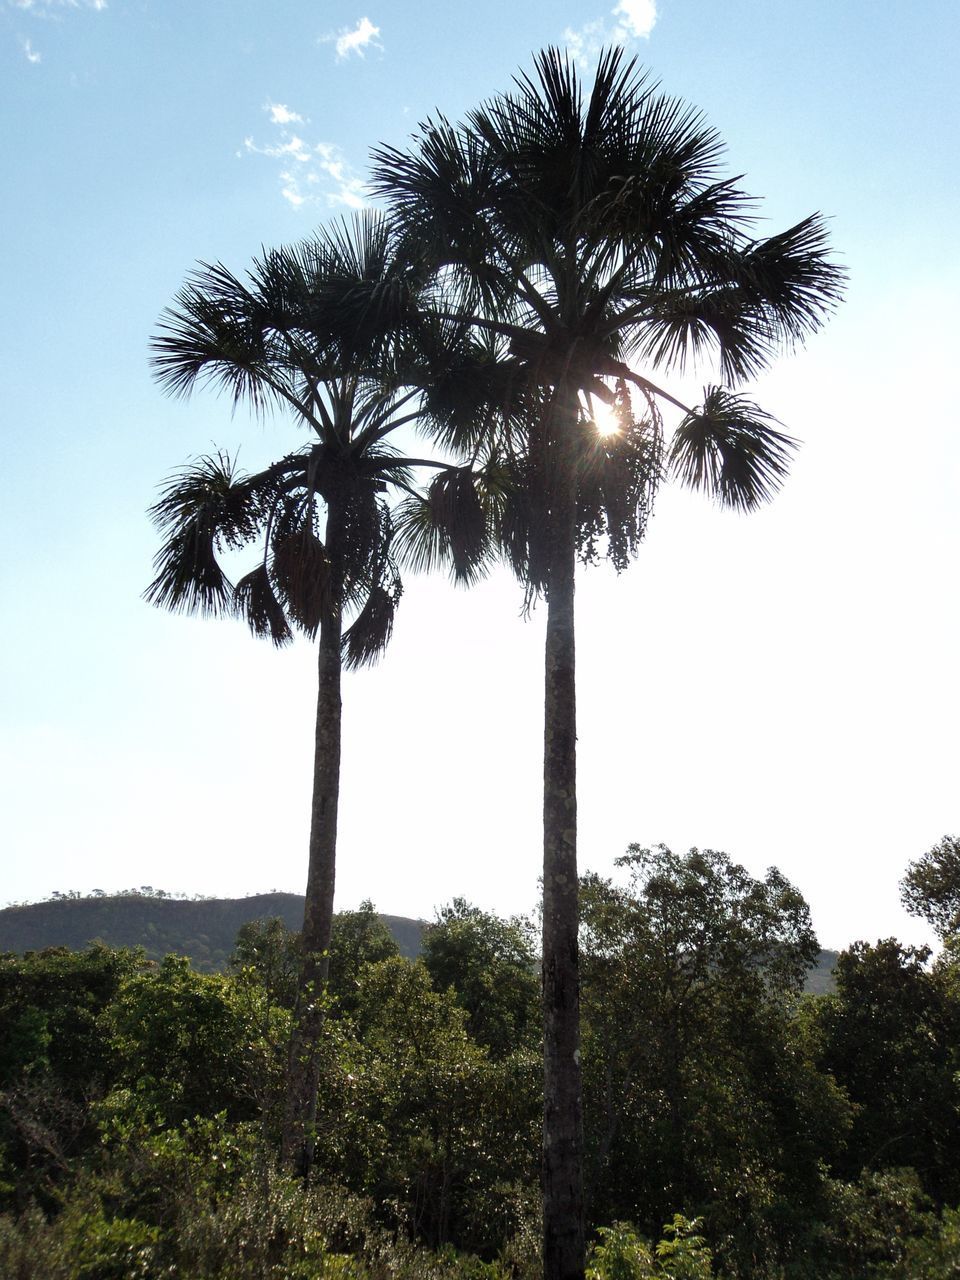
xmin=144 ymin=523 xmax=234 ymax=617
xmin=342 ymin=578 xmax=401 ymax=670
xmin=271 ymin=525 xmax=331 ymax=637
xmin=235 ymin=564 xmax=292 ymax=647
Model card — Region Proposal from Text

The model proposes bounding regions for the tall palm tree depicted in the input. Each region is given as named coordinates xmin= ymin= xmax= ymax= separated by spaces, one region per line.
xmin=146 ymin=213 xmax=436 ymax=1175
xmin=372 ymin=48 xmax=843 ymax=1279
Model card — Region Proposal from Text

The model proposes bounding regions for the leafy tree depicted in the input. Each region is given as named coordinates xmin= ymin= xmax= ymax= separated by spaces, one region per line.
xmin=0 ymin=945 xmax=144 ymax=1210
xmin=103 ymin=955 xmax=282 ymax=1128
xmin=327 ymin=900 xmax=401 ymax=1019
xmin=421 ymin=899 xmax=540 ymax=1057
xmin=813 ymin=939 xmax=960 ymax=1206
xmin=792 ymin=1168 xmax=939 ymax=1280
xmin=147 ymin=211 xmax=443 ymax=1173
xmin=314 ymin=955 xmax=541 ymax=1256
xmin=579 ymin=847 xmax=844 ymax=1275
xmin=230 ymin=917 xmax=301 ymax=1010
xmin=901 ymin=836 xmax=960 ymax=940
xmin=372 ymin=49 xmax=843 ymax=1276
xmin=881 ymin=1203 xmax=960 ymax=1279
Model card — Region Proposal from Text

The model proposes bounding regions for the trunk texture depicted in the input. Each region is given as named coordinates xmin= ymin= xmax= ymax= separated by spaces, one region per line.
xmin=282 ymin=500 xmax=345 ymax=1176
xmin=541 ymin=417 xmax=586 ymax=1280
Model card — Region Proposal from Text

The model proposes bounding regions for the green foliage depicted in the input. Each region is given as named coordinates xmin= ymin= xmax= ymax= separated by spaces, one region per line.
xmin=0 ymin=1118 xmax=517 ymax=1279
xmin=421 ymin=899 xmax=540 ymax=1057
xmin=881 ymin=1204 xmax=960 ymax=1278
xmin=328 ymin=900 xmax=402 ymax=1018
xmin=315 ymin=955 xmax=541 ymax=1256
xmin=813 ymin=939 xmax=960 ymax=1204
xmin=901 ymin=836 xmax=960 ymax=940
xmin=579 ymin=846 xmax=843 ymax=1275
xmin=231 ymin=916 xmax=302 ymax=1009
xmin=587 ymin=1217 xmax=715 ymax=1279
xmin=3 ymin=879 xmax=960 ymax=1279
xmin=0 ymin=945 xmax=146 ymax=1209
xmin=0 ymin=944 xmax=142 ymax=1091
xmin=104 ymin=955 xmax=285 ymax=1127
xmin=786 ymin=1168 xmax=937 ymax=1280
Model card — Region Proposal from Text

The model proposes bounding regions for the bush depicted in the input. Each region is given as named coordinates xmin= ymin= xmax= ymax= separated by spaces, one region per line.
xmin=587 ymin=1217 xmax=715 ymax=1279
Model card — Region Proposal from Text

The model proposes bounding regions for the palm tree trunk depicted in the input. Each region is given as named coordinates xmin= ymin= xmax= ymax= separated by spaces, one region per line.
xmin=541 ymin=413 xmax=586 ymax=1280
xmin=282 ymin=500 xmax=345 ymax=1177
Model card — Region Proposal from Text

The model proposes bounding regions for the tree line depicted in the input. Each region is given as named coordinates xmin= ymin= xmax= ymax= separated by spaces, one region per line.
xmin=2 ymin=839 xmax=960 ymax=1276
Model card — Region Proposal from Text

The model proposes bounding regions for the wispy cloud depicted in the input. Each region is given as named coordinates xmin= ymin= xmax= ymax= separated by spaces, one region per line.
xmin=564 ymin=0 xmax=656 ymax=65
xmin=323 ymin=15 xmax=381 ymax=61
xmin=9 ymin=0 xmax=107 ymax=9
xmin=22 ymin=35 xmax=40 ymax=61
xmin=242 ymin=103 xmax=367 ymax=211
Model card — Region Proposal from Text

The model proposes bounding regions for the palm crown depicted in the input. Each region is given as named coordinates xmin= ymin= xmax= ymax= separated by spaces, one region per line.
xmin=146 ymin=215 xmax=430 ymax=668
xmin=373 ymin=46 xmax=844 ymax=581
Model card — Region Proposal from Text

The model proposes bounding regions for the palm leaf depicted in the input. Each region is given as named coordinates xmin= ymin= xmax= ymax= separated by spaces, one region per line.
xmin=144 ymin=451 xmax=258 ymax=616
xmin=669 ymin=387 xmax=796 ymax=511
xmin=342 ymin=574 xmax=401 ymax=671
xmin=393 ymin=466 xmax=493 ymax=586
xmin=235 ymin=564 xmax=292 ymax=647
xmin=144 ymin=524 xmax=234 ymax=617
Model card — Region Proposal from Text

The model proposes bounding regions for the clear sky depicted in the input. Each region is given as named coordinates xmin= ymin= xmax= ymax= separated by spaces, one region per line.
xmin=2 ymin=0 xmax=958 ymax=952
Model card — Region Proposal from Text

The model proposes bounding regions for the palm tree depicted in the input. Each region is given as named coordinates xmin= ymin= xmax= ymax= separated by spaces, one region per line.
xmin=372 ymin=48 xmax=843 ymax=1279
xmin=146 ymin=213 xmax=436 ymax=1175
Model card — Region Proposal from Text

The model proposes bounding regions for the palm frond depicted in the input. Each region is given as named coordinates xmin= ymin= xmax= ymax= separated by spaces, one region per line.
xmin=632 ymin=283 xmax=778 ymax=383
xmin=144 ymin=451 xmax=258 ymax=616
xmin=144 ymin=524 xmax=234 ymax=617
xmin=737 ymin=214 xmax=847 ymax=341
xmin=235 ymin=564 xmax=292 ymax=647
xmin=342 ymin=569 xmax=402 ymax=670
xmin=393 ymin=466 xmax=495 ymax=586
xmin=147 ymin=450 xmax=261 ymax=547
xmin=150 ymin=264 xmax=286 ymax=413
xmin=669 ymin=386 xmax=797 ymax=511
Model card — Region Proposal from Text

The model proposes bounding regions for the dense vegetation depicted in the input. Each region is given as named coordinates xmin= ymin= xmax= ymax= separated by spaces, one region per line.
xmin=2 ymin=844 xmax=959 ymax=1277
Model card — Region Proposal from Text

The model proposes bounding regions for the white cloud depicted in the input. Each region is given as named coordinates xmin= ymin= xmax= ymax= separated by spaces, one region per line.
xmin=22 ymin=36 xmax=40 ymax=61
xmin=331 ymin=16 xmax=381 ymax=61
xmin=243 ymin=105 xmax=367 ymax=211
xmin=564 ymin=0 xmax=657 ymax=65
xmin=613 ymin=0 xmax=656 ymax=37
xmin=267 ymin=102 xmax=303 ymax=126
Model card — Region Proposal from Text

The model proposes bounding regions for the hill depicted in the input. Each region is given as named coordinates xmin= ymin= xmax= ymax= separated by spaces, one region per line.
xmin=0 ymin=892 xmax=839 ymax=990
xmin=0 ymin=892 xmax=425 ymax=972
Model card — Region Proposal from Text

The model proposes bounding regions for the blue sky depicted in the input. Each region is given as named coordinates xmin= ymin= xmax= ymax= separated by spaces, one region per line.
xmin=2 ymin=0 xmax=958 ymax=950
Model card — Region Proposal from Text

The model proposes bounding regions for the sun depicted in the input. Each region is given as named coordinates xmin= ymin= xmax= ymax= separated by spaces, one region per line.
xmin=592 ymin=400 xmax=622 ymax=438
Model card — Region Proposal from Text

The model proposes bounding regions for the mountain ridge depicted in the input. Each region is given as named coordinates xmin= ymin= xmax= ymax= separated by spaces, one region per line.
xmin=0 ymin=892 xmax=839 ymax=990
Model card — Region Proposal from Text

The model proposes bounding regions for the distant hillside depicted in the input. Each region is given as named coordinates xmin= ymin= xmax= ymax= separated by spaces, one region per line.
xmin=0 ymin=893 xmax=425 ymax=972
xmin=805 ymin=949 xmax=839 ymax=995
xmin=0 ymin=893 xmax=839 ymax=991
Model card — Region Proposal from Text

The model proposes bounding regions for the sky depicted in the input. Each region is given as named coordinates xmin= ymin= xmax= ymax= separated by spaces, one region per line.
xmin=1 ymin=0 xmax=958 ymax=953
